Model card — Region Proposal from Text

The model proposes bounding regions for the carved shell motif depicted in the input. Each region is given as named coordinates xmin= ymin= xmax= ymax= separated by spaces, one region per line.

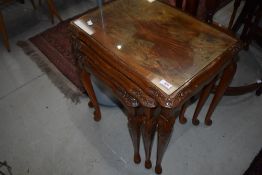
xmin=147 ymin=87 xmax=174 ymax=108
xmin=129 ymin=88 xmax=157 ymax=108
xmin=115 ymin=86 xmax=139 ymax=108
xmin=71 ymin=38 xmax=86 ymax=69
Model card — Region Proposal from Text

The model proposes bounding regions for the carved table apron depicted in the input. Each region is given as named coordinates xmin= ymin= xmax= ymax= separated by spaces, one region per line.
xmin=70 ymin=0 xmax=242 ymax=173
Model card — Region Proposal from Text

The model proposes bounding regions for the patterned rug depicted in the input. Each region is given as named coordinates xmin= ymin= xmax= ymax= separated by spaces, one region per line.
xmin=17 ymin=11 xmax=91 ymax=103
xmin=29 ymin=19 xmax=84 ymax=92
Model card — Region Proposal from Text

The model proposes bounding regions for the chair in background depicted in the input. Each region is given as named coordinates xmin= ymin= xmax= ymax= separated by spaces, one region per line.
xmin=178 ymin=0 xmax=262 ymax=126
xmin=0 ymin=0 xmax=36 ymax=52
xmin=0 ymin=10 xmax=10 ymax=51
xmin=161 ymin=0 xmax=233 ymax=22
xmin=0 ymin=0 xmax=14 ymax=52
xmin=172 ymin=0 xmax=220 ymax=125
xmin=158 ymin=0 xmax=233 ymax=125
xmin=0 ymin=0 xmax=62 ymax=52
xmin=241 ymin=2 xmax=262 ymax=49
xmin=18 ymin=0 xmax=62 ymax=23
xmin=224 ymin=0 xmax=262 ymax=96
xmin=162 ymin=0 xmax=245 ymax=126
xmin=46 ymin=0 xmax=62 ymax=24
xmin=228 ymin=0 xmax=262 ymax=50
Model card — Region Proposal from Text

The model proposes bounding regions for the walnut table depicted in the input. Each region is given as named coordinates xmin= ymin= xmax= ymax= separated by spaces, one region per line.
xmin=70 ymin=0 xmax=242 ymax=174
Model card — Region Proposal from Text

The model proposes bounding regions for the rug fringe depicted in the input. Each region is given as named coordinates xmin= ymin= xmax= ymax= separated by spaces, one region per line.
xmin=17 ymin=41 xmax=82 ymax=104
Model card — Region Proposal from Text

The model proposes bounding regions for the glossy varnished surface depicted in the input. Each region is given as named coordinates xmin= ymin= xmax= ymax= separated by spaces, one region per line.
xmin=72 ymin=0 xmax=237 ymax=95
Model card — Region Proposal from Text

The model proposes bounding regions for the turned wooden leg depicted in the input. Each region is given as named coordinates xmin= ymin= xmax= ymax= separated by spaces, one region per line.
xmin=179 ymin=103 xmax=187 ymax=124
xmin=192 ymin=78 xmax=217 ymax=125
xmin=240 ymin=14 xmax=253 ymax=49
xmin=205 ymin=0 xmax=218 ymax=24
xmin=0 ymin=11 xmax=10 ymax=52
xmin=176 ymin=0 xmax=183 ymax=8
xmin=141 ymin=107 xmax=157 ymax=169
xmin=30 ymin=0 xmax=37 ymax=9
xmin=232 ymin=0 xmax=248 ymax=33
xmin=126 ymin=106 xmax=142 ymax=164
xmin=205 ymin=63 xmax=237 ymax=126
xmin=228 ymin=0 xmax=241 ymax=29
xmin=80 ymin=70 xmax=101 ymax=121
xmin=46 ymin=0 xmax=63 ymax=24
xmin=155 ymin=108 xmax=177 ymax=174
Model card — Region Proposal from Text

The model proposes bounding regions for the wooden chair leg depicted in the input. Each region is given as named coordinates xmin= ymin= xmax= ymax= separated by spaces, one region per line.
xmin=0 ymin=11 xmax=10 ymax=52
xmin=205 ymin=0 xmax=218 ymax=23
xmin=46 ymin=0 xmax=63 ymax=24
xmin=176 ymin=0 xmax=183 ymax=8
xmin=232 ymin=0 xmax=248 ymax=32
xmin=179 ymin=103 xmax=187 ymax=124
xmin=232 ymin=0 xmax=258 ymax=33
xmin=243 ymin=5 xmax=262 ymax=48
xmin=205 ymin=62 xmax=237 ymax=126
xmin=30 ymin=0 xmax=37 ymax=9
xmin=228 ymin=0 xmax=241 ymax=29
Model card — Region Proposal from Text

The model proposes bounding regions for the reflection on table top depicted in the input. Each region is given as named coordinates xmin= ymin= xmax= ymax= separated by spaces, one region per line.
xmin=72 ymin=0 xmax=238 ymax=96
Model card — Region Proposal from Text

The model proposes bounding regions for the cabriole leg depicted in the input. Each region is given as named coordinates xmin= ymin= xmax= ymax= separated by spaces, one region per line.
xmin=141 ymin=107 xmax=157 ymax=169
xmin=155 ymin=108 xmax=178 ymax=174
xmin=126 ymin=106 xmax=142 ymax=164
xmin=192 ymin=78 xmax=216 ymax=125
xmin=80 ymin=70 xmax=101 ymax=121
xmin=205 ymin=63 xmax=237 ymax=126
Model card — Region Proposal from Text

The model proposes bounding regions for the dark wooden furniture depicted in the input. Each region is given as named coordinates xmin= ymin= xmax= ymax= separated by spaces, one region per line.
xmin=159 ymin=0 xmax=236 ymax=125
xmin=0 ymin=10 xmax=10 ymax=51
xmin=46 ymin=0 xmax=62 ymax=24
xmin=225 ymin=0 xmax=262 ymax=96
xmin=161 ymin=0 xmax=233 ymax=22
xmin=167 ymin=0 xmax=262 ymax=97
xmin=70 ymin=0 xmax=242 ymax=174
xmin=231 ymin=0 xmax=262 ymax=52
xmin=0 ymin=0 xmax=14 ymax=51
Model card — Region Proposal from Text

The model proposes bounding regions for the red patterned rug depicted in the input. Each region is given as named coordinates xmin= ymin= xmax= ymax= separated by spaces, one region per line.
xmin=29 ymin=20 xmax=84 ymax=92
xmin=17 ymin=12 xmax=90 ymax=103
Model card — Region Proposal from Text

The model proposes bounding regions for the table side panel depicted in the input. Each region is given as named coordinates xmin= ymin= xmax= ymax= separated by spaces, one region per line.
xmin=72 ymin=36 xmax=157 ymax=108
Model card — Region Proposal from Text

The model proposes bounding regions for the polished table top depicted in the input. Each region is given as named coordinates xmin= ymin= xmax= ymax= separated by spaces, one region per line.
xmin=72 ymin=0 xmax=240 ymax=108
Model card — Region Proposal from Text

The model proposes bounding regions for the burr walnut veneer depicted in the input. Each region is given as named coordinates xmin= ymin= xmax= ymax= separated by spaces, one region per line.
xmin=70 ymin=0 xmax=242 ymax=173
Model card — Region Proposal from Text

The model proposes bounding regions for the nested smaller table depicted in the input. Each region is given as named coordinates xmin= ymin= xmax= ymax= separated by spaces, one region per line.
xmin=70 ymin=0 xmax=242 ymax=173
